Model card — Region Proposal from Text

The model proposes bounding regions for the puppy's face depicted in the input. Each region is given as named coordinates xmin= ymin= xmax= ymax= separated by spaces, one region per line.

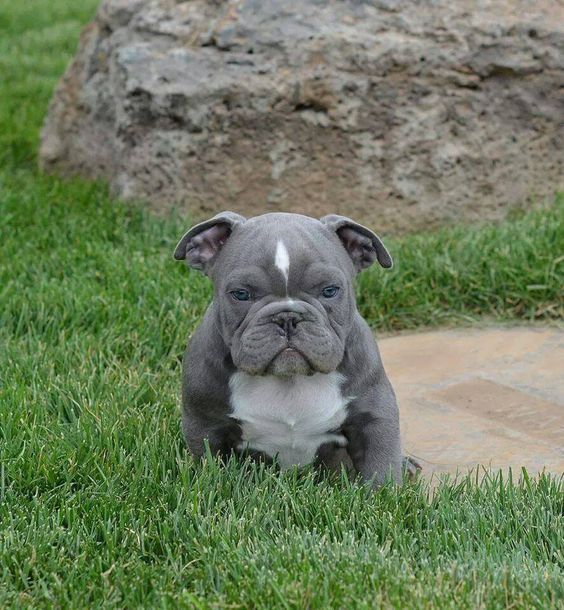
xmin=175 ymin=212 xmax=392 ymax=377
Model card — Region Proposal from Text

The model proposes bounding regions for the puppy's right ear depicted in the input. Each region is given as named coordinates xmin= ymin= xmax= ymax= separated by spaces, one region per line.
xmin=173 ymin=211 xmax=246 ymax=274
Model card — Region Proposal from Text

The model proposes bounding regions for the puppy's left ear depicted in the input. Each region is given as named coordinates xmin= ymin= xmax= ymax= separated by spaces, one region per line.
xmin=320 ymin=214 xmax=392 ymax=271
xmin=174 ymin=211 xmax=246 ymax=274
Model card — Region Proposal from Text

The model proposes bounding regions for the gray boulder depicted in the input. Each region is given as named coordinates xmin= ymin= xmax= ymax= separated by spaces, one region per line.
xmin=40 ymin=0 xmax=564 ymax=232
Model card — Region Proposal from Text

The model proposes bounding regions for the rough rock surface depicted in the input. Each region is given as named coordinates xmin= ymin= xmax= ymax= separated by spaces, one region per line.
xmin=40 ymin=0 xmax=564 ymax=231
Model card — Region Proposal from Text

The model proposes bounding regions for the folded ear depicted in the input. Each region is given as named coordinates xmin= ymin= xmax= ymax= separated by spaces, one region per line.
xmin=174 ymin=211 xmax=246 ymax=273
xmin=320 ymin=214 xmax=393 ymax=271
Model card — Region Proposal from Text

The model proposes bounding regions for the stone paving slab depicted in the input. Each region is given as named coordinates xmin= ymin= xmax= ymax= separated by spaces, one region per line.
xmin=379 ymin=327 xmax=564 ymax=479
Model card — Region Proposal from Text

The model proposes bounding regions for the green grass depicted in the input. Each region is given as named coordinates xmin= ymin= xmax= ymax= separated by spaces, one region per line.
xmin=0 ymin=1 xmax=563 ymax=608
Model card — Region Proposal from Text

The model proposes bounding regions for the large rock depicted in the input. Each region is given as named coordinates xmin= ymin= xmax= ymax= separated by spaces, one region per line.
xmin=40 ymin=0 xmax=564 ymax=232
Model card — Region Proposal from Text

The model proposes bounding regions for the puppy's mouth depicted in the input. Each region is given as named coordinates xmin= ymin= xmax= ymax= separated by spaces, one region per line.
xmin=266 ymin=346 xmax=315 ymax=377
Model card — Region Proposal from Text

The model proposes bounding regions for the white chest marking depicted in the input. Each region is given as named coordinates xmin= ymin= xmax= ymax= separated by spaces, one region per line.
xmin=274 ymin=240 xmax=290 ymax=286
xmin=229 ymin=372 xmax=350 ymax=469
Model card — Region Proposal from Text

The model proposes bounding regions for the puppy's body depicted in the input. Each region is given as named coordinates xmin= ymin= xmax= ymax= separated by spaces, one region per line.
xmin=175 ymin=212 xmax=403 ymax=487
xmin=230 ymin=371 xmax=349 ymax=469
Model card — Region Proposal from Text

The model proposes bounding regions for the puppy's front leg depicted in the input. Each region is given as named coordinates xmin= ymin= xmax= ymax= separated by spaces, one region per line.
xmin=182 ymin=409 xmax=240 ymax=460
xmin=345 ymin=411 xmax=402 ymax=488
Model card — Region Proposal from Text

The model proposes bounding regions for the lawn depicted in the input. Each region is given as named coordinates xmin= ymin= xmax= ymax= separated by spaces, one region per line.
xmin=0 ymin=1 xmax=563 ymax=608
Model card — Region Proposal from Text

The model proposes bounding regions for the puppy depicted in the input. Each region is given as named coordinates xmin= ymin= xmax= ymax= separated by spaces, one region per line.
xmin=174 ymin=212 xmax=409 ymax=487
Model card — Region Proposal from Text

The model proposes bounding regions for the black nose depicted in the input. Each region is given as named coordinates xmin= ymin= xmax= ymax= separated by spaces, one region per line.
xmin=272 ymin=311 xmax=301 ymax=338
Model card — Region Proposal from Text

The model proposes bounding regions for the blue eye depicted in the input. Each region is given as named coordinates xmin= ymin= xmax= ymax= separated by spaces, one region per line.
xmin=322 ymin=285 xmax=340 ymax=298
xmin=230 ymin=289 xmax=251 ymax=301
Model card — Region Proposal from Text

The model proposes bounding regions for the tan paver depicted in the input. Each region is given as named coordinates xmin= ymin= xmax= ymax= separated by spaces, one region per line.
xmin=379 ymin=327 xmax=564 ymax=479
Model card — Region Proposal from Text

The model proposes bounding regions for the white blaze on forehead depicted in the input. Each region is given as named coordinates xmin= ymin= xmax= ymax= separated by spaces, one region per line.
xmin=274 ymin=240 xmax=290 ymax=285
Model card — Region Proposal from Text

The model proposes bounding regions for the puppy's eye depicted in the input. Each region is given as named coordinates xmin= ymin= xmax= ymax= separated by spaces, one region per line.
xmin=230 ymin=289 xmax=251 ymax=301
xmin=321 ymin=285 xmax=340 ymax=298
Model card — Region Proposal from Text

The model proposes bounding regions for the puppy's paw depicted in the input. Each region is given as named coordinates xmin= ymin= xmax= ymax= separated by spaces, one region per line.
xmin=402 ymin=455 xmax=422 ymax=481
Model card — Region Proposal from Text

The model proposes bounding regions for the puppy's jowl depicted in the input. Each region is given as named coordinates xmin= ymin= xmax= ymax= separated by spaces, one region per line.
xmin=175 ymin=212 xmax=410 ymax=487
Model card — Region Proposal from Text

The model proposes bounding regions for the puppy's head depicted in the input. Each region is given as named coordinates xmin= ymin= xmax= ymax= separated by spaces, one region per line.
xmin=175 ymin=212 xmax=392 ymax=377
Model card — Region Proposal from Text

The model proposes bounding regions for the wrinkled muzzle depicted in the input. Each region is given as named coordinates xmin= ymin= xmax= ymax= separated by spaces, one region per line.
xmin=230 ymin=300 xmax=345 ymax=377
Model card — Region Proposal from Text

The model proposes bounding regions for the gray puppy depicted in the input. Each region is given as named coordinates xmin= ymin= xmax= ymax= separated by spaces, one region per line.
xmin=174 ymin=211 xmax=408 ymax=487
